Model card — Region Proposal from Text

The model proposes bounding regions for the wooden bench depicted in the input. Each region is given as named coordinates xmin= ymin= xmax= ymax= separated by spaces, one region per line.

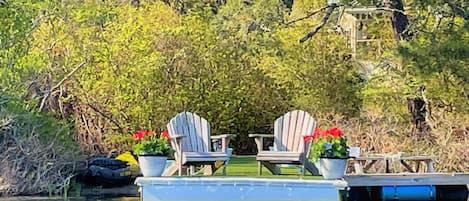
xmin=349 ymin=155 xmax=436 ymax=174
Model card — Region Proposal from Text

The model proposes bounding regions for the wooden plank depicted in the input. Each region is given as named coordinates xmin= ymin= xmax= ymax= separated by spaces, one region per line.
xmin=299 ymin=113 xmax=311 ymax=153
xmin=400 ymin=156 xmax=436 ymax=160
xmin=257 ymin=152 xmax=302 ymax=162
xmin=185 ymin=157 xmax=228 ymax=162
xmin=303 ymin=113 xmax=315 ymax=155
xmin=344 ymin=173 xmax=469 ymax=186
xmin=249 ymin=134 xmax=274 ymax=138
xmin=257 ymin=156 xmax=301 ymax=161
xmin=184 ymin=152 xmax=228 ymax=157
xmin=292 ymin=110 xmax=305 ymax=152
xmin=185 ymin=112 xmax=198 ymax=152
xmin=176 ymin=113 xmax=190 ymax=152
xmin=281 ymin=112 xmax=291 ymax=151
xmin=273 ymin=117 xmax=283 ymax=151
xmin=193 ymin=113 xmax=204 ymax=152
xmin=201 ymin=117 xmax=210 ymax=152
xmin=257 ymin=151 xmax=302 ymax=157
xmin=167 ymin=122 xmax=178 ymax=153
xmin=354 ymin=156 xmax=386 ymax=161
xmin=286 ymin=111 xmax=298 ymax=151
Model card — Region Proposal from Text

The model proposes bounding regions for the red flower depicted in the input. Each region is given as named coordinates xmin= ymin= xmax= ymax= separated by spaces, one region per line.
xmin=313 ymin=128 xmax=322 ymax=140
xmin=303 ymin=135 xmax=313 ymax=142
xmin=325 ymin=127 xmax=343 ymax=138
xmin=161 ymin=130 xmax=169 ymax=138
xmin=146 ymin=130 xmax=154 ymax=136
xmin=133 ymin=130 xmax=145 ymax=140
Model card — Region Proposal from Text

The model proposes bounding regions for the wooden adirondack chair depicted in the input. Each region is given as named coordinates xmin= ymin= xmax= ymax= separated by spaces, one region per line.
xmin=249 ymin=110 xmax=319 ymax=176
xmin=164 ymin=112 xmax=235 ymax=176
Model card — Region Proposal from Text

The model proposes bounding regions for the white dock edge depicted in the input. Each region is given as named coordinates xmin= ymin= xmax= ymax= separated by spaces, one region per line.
xmin=135 ymin=177 xmax=348 ymax=201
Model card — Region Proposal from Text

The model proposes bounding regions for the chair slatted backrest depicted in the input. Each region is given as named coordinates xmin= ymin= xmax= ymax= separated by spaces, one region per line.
xmin=167 ymin=112 xmax=211 ymax=153
xmin=273 ymin=110 xmax=316 ymax=152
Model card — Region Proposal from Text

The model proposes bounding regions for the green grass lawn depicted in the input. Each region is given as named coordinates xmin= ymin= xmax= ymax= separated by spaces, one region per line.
xmin=212 ymin=156 xmax=322 ymax=180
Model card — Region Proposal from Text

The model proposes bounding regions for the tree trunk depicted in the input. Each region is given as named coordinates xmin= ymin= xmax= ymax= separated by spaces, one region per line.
xmin=384 ymin=0 xmax=412 ymax=40
xmin=407 ymin=87 xmax=434 ymax=142
xmin=386 ymin=1 xmax=432 ymax=141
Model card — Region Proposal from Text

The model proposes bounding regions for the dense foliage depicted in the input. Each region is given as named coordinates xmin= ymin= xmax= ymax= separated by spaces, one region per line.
xmin=1 ymin=0 xmax=468 ymax=194
xmin=0 ymin=98 xmax=81 ymax=195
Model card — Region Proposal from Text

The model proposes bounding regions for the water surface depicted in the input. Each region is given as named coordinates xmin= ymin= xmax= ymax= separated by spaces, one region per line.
xmin=0 ymin=196 xmax=139 ymax=201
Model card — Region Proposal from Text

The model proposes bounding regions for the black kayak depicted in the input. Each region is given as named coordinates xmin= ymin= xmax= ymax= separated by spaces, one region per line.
xmin=77 ymin=157 xmax=136 ymax=187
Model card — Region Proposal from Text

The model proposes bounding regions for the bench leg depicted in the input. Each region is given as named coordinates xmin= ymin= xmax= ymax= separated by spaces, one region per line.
xmin=354 ymin=160 xmax=363 ymax=174
xmin=426 ymin=160 xmax=435 ymax=173
xmin=415 ymin=161 xmax=421 ymax=173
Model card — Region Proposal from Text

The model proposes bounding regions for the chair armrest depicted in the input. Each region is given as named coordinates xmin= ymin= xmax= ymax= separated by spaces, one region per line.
xmin=168 ymin=134 xmax=185 ymax=164
xmin=211 ymin=134 xmax=236 ymax=140
xmin=211 ymin=134 xmax=237 ymax=153
xmin=249 ymin=134 xmax=274 ymax=152
xmin=248 ymin=134 xmax=274 ymax=138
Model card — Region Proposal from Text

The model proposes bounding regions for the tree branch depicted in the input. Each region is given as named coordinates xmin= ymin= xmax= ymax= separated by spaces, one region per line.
xmin=299 ymin=3 xmax=338 ymax=43
xmin=286 ymin=5 xmax=330 ymax=26
xmin=39 ymin=61 xmax=87 ymax=111
xmin=86 ymin=103 xmax=124 ymax=135
xmin=445 ymin=1 xmax=468 ymax=21
xmin=375 ymin=7 xmax=406 ymax=15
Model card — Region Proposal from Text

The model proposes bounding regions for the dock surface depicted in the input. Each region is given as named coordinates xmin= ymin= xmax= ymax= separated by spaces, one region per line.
xmin=343 ymin=173 xmax=469 ymax=186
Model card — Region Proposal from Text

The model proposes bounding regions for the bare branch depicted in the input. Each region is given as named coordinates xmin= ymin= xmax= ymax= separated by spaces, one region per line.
xmin=374 ymin=7 xmax=406 ymax=15
xmin=446 ymin=1 xmax=468 ymax=21
xmin=286 ymin=5 xmax=330 ymax=26
xmin=299 ymin=3 xmax=338 ymax=43
xmin=39 ymin=61 xmax=87 ymax=111
xmin=86 ymin=103 xmax=124 ymax=134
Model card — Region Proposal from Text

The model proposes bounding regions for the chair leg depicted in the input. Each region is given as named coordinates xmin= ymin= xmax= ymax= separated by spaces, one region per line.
xmin=222 ymin=162 xmax=227 ymax=176
xmin=190 ymin=165 xmax=195 ymax=176
xmin=304 ymin=160 xmax=320 ymax=176
xmin=163 ymin=162 xmax=178 ymax=176
xmin=300 ymin=164 xmax=305 ymax=178
xmin=258 ymin=161 xmax=262 ymax=175
xmin=178 ymin=161 xmax=182 ymax=176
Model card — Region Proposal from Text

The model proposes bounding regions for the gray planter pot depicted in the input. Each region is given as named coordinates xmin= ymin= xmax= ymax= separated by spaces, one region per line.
xmin=319 ymin=158 xmax=347 ymax=179
xmin=138 ymin=155 xmax=167 ymax=177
